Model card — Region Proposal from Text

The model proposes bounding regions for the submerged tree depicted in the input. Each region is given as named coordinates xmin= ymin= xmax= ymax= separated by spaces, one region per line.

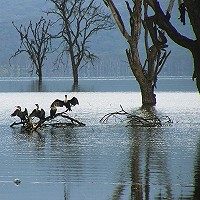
xmin=47 ymin=0 xmax=115 ymax=87
xmin=146 ymin=0 xmax=200 ymax=93
xmin=10 ymin=17 xmax=51 ymax=83
xmin=104 ymin=0 xmax=170 ymax=106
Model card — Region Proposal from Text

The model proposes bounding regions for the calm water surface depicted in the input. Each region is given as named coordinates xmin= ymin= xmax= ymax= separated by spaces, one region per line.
xmin=0 ymin=78 xmax=199 ymax=200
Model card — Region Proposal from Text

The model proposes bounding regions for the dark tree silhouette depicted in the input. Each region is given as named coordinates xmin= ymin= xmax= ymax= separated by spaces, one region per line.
xmin=47 ymin=0 xmax=115 ymax=87
xmin=146 ymin=0 xmax=200 ymax=93
xmin=104 ymin=0 xmax=170 ymax=106
xmin=10 ymin=17 xmax=51 ymax=83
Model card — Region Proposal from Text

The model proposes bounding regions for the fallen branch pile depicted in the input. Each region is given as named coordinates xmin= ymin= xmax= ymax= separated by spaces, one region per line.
xmin=100 ymin=105 xmax=173 ymax=127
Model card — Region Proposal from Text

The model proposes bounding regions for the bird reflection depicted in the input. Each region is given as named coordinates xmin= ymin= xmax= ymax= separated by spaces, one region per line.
xmin=11 ymin=126 xmax=45 ymax=151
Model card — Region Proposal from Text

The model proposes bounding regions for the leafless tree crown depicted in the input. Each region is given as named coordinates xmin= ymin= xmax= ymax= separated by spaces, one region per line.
xmin=47 ymin=0 xmax=115 ymax=69
xmin=10 ymin=17 xmax=52 ymax=79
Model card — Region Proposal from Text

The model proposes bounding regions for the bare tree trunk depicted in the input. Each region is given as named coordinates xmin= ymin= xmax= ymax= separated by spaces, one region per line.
xmin=38 ymin=66 xmax=42 ymax=83
xmin=126 ymin=46 xmax=156 ymax=106
xmin=72 ymin=65 xmax=78 ymax=86
xmin=140 ymin=82 xmax=156 ymax=105
xmin=192 ymin=44 xmax=200 ymax=91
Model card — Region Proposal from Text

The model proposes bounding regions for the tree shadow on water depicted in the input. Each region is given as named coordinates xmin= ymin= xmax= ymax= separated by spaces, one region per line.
xmin=30 ymin=79 xmax=45 ymax=92
xmin=193 ymin=138 xmax=200 ymax=199
xmin=108 ymin=106 xmax=173 ymax=200
xmin=128 ymin=121 xmax=172 ymax=199
xmin=30 ymin=80 xmax=84 ymax=92
xmin=71 ymin=84 xmax=80 ymax=92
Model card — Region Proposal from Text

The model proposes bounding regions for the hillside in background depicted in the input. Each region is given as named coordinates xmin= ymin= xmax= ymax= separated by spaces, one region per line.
xmin=0 ymin=0 xmax=194 ymax=78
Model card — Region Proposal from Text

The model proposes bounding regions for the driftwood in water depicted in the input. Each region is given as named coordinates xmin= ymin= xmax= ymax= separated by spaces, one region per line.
xmin=10 ymin=110 xmax=85 ymax=131
xmin=100 ymin=105 xmax=173 ymax=127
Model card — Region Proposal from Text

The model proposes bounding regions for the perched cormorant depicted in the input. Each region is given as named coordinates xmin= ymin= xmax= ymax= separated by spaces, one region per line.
xmin=50 ymin=95 xmax=79 ymax=111
xmin=51 ymin=95 xmax=68 ymax=107
xmin=11 ymin=106 xmax=28 ymax=122
xmin=50 ymin=104 xmax=57 ymax=118
xmin=66 ymin=97 xmax=79 ymax=111
xmin=29 ymin=104 xmax=45 ymax=120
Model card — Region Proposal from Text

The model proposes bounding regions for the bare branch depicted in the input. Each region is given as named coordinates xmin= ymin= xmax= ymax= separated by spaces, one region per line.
xmin=104 ymin=0 xmax=131 ymax=41
xmin=146 ymin=0 xmax=194 ymax=50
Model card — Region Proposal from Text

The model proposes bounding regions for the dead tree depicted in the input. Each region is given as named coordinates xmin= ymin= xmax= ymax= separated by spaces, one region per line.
xmin=47 ymin=0 xmax=115 ymax=87
xmin=104 ymin=0 xmax=170 ymax=106
xmin=10 ymin=17 xmax=52 ymax=83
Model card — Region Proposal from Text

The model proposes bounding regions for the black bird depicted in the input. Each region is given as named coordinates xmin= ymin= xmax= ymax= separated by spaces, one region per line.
xmin=11 ymin=106 xmax=28 ymax=122
xmin=50 ymin=104 xmax=57 ymax=118
xmin=51 ymin=95 xmax=79 ymax=111
xmin=51 ymin=95 xmax=68 ymax=107
xmin=29 ymin=104 xmax=45 ymax=120
xmin=65 ymin=97 xmax=79 ymax=111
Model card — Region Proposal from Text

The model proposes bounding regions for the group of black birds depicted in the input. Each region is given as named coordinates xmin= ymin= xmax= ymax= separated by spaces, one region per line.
xmin=11 ymin=95 xmax=79 ymax=122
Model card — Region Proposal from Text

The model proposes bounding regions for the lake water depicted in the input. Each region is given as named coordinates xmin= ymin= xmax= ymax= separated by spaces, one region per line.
xmin=0 ymin=77 xmax=199 ymax=200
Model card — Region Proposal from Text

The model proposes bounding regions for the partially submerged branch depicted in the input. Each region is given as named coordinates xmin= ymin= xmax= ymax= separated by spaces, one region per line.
xmin=10 ymin=110 xmax=85 ymax=132
xmin=100 ymin=105 xmax=129 ymax=123
xmin=10 ymin=95 xmax=84 ymax=133
xmin=10 ymin=121 xmax=24 ymax=128
xmin=100 ymin=105 xmax=173 ymax=127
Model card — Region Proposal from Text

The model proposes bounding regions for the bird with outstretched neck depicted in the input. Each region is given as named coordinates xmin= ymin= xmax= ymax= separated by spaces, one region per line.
xmin=50 ymin=95 xmax=79 ymax=112
xmin=29 ymin=104 xmax=45 ymax=120
xmin=11 ymin=106 xmax=28 ymax=122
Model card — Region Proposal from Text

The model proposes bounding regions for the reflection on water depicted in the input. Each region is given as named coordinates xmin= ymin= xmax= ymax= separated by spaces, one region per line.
xmin=194 ymin=139 xmax=200 ymax=199
xmin=128 ymin=125 xmax=173 ymax=199
xmin=0 ymin=88 xmax=199 ymax=199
